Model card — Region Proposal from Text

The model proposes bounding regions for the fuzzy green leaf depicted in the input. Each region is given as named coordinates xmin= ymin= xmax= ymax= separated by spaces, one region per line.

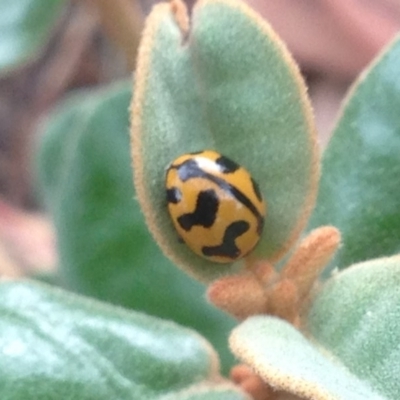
xmin=0 ymin=0 xmax=65 ymax=74
xmin=307 ymin=256 xmax=400 ymax=399
xmin=132 ymin=0 xmax=318 ymax=281
xmin=309 ymin=35 xmax=400 ymax=273
xmin=36 ymin=82 xmax=236 ymax=373
xmin=231 ymin=256 xmax=400 ymax=399
xmin=230 ymin=316 xmax=383 ymax=400
xmin=0 ymin=281 xmax=247 ymax=400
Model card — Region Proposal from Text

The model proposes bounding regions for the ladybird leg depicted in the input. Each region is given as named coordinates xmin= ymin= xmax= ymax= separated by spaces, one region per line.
xmin=280 ymin=226 xmax=341 ymax=301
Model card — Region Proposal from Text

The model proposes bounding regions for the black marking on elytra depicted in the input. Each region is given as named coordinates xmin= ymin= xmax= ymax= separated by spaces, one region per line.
xmin=173 ymin=159 xmax=264 ymax=233
xmin=251 ymin=177 xmax=263 ymax=202
xmin=215 ymin=155 xmax=240 ymax=173
xmin=202 ymin=220 xmax=250 ymax=259
xmin=166 ymin=187 xmax=182 ymax=204
xmin=177 ymin=189 xmax=219 ymax=231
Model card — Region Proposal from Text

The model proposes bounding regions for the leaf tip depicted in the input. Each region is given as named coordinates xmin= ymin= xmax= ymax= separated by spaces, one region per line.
xmin=170 ymin=0 xmax=190 ymax=37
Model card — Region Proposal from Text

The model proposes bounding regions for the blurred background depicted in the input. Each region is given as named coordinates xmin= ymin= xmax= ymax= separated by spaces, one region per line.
xmin=0 ymin=0 xmax=399 ymax=285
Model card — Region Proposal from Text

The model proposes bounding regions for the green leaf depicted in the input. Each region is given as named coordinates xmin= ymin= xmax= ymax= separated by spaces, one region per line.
xmin=307 ymin=256 xmax=400 ymax=399
xmin=230 ymin=316 xmax=383 ymax=400
xmin=0 ymin=0 xmax=66 ymax=75
xmin=132 ymin=0 xmax=318 ymax=281
xmin=36 ymin=89 xmax=102 ymax=204
xmin=231 ymin=255 xmax=400 ymax=399
xmin=309 ymin=35 xmax=400 ymax=273
xmin=36 ymin=81 xmax=236 ymax=374
xmin=0 ymin=281 xmax=247 ymax=399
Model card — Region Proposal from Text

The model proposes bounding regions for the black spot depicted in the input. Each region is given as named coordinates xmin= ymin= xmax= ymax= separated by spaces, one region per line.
xmin=202 ymin=220 xmax=250 ymax=259
xmin=177 ymin=189 xmax=219 ymax=231
xmin=215 ymin=155 xmax=240 ymax=173
xmin=251 ymin=177 xmax=263 ymax=202
xmin=166 ymin=187 xmax=182 ymax=204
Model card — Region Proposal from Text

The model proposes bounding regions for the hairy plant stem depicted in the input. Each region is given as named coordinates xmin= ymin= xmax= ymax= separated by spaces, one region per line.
xmin=88 ymin=0 xmax=144 ymax=69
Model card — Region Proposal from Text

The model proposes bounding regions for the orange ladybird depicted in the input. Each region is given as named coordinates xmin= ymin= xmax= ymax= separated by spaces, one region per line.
xmin=165 ymin=150 xmax=266 ymax=263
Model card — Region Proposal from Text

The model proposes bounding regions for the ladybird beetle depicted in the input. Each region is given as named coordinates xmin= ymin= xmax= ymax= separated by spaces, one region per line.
xmin=165 ymin=150 xmax=266 ymax=263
